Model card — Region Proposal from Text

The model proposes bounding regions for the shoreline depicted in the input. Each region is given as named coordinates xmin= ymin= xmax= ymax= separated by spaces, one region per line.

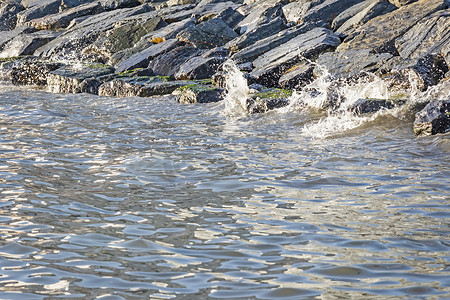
xmin=0 ymin=0 xmax=449 ymax=136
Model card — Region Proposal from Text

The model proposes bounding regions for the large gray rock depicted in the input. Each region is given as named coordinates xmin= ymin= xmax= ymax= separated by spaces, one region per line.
xmin=388 ymin=0 xmax=417 ymax=6
xmin=148 ymin=45 xmax=202 ymax=76
xmin=0 ymin=31 xmax=60 ymax=58
xmin=98 ymin=77 xmax=195 ymax=97
xmin=278 ymin=60 xmax=314 ymax=89
xmin=0 ymin=26 xmax=35 ymax=51
xmin=315 ymin=49 xmax=393 ymax=79
xmin=25 ymin=2 xmax=103 ymax=30
xmin=100 ymin=0 xmax=142 ymax=10
xmin=115 ymin=38 xmax=180 ymax=73
xmin=250 ymin=27 xmax=340 ymax=87
xmin=246 ymin=88 xmax=292 ymax=113
xmin=34 ymin=4 xmax=152 ymax=61
xmin=228 ymin=3 xmax=287 ymax=51
xmin=338 ymin=0 xmax=448 ymax=54
xmin=175 ymin=48 xmax=228 ymax=80
xmin=174 ymin=84 xmax=226 ymax=103
xmin=331 ymin=0 xmax=377 ymax=30
xmin=282 ymin=0 xmax=326 ymax=24
xmin=16 ymin=0 xmax=62 ymax=25
xmin=231 ymin=24 xmax=311 ymax=64
xmin=234 ymin=0 xmax=283 ymax=34
xmin=395 ymin=9 xmax=450 ymax=60
xmin=176 ymin=17 xmax=238 ymax=49
xmin=82 ymin=16 xmax=163 ymax=63
xmin=414 ymin=100 xmax=450 ymax=136
xmin=2 ymin=57 xmax=62 ymax=86
xmin=47 ymin=64 xmax=114 ymax=93
xmin=335 ymin=0 xmax=397 ymax=37
xmin=0 ymin=0 xmax=24 ymax=30
xmin=163 ymin=1 xmax=239 ymax=24
xmin=300 ymin=0 xmax=366 ymax=27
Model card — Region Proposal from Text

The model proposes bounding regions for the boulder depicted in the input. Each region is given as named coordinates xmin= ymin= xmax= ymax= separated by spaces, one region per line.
xmin=5 ymin=58 xmax=62 ymax=85
xmin=335 ymin=0 xmax=397 ymax=37
xmin=82 ymin=16 xmax=163 ymax=63
xmin=388 ymin=0 xmax=417 ymax=6
xmin=250 ymin=27 xmax=340 ymax=87
xmin=101 ymin=0 xmax=142 ymax=10
xmin=349 ymin=98 xmax=406 ymax=115
xmin=147 ymin=44 xmax=202 ymax=76
xmin=278 ymin=60 xmax=314 ymax=90
xmin=246 ymin=88 xmax=291 ymax=113
xmin=47 ymin=64 xmax=115 ymax=93
xmin=414 ymin=100 xmax=450 ymax=136
xmin=395 ymin=9 xmax=450 ymax=60
xmin=163 ymin=1 xmax=239 ymax=24
xmin=175 ymin=47 xmax=228 ymax=80
xmin=300 ymin=0 xmax=367 ymax=27
xmin=176 ymin=17 xmax=238 ymax=48
xmin=25 ymin=2 xmax=103 ymax=30
xmin=98 ymin=77 xmax=195 ymax=97
xmin=0 ymin=31 xmax=60 ymax=58
xmin=115 ymin=38 xmax=181 ymax=73
xmin=174 ymin=84 xmax=226 ymax=103
xmin=0 ymin=0 xmax=25 ymax=31
xmin=315 ymin=49 xmax=393 ymax=79
xmin=282 ymin=0 xmax=326 ymax=24
xmin=331 ymin=0 xmax=378 ymax=30
xmin=0 ymin=26 xmax=35 ymax=51
xmin=337 ymin=0 xmax=448 ymax=55
xmin=34 ymin=4 xmax=152 ymax=61
xmin=16 ymin=0 xmax=62 ymax=25
xmin=413 ymin=53 xmax=449 ymax=87
xmin=231 ymin=24 xmax=311 ymax=64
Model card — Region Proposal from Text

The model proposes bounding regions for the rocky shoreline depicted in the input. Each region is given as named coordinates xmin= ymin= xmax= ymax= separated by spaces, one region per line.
xmin=0 ymin=0 xmax=449 ymax=136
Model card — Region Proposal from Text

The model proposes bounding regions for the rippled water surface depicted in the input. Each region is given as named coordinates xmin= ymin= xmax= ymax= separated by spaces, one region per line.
xmin=0 ymin=87 xmax=449 ymax=299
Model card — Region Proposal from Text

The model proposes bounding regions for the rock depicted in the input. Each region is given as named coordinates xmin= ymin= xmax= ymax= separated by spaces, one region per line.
xmin=388 ymin=0 xmax=417 ymax=6
xmin=337 ymin=0 xmax=448 ymax=55
xmin=0 ymin=26 xmax=35 ymax=51
xmin=16 ymin=0 xmax=62 ymax=25
xmin=47 ymin=64 xmax=115 ymax=93
xmin=231 ymin=24 xmax=311 ymax=64
xmin=413 ymin=53 xmax=449 ymax=87
xmin=331 ymin=0 xmax=377 ymax=30
xmin=282 ymin=0 xmax=326 ymax=24
xmin=228 ymin=3 xmax=287 ymax=51
xmin=215 ymin=6 xmax=244 ymax=29
xmin=278 ymin=60 xmax=314 ymax=90
xmin=335 ymin=0 xmax=397 ymax=37
xmin=395 ymin=9 xmax=450 ymax=60
xmin=34 ymin=4 xmax=152 ymax=61
xmin=246 ymin=88 xmax=291 ymax=113
xmin=0 ymin=31 xmax=60 ymax=58
xmin=300 ymin=0 xmax=367 ymax=27
xmin=175 ymin=47 xmax=228 ymax=80
xmin=7 ymin=58 xmax=62 ymax=85
xmin=101 ymin=0 xmax=142 ymax=10
xmin=0 ymin=0 xmax=25 ymax=31
xmin=176 ymin=17 xmax=238 ymax=48
xmin=82 ymin=16 xmax=163 ymax=62
xmin=25 ymin=2 xmax=103 ymax=30
xmin=144 ymin=17 xmax=195 ymax=45
xmin=174 ymin=84 xmax=226 ymax=103
xmin=167 ymin=0 xmax=196 ymax=7
xmin=148 ymin=44 xmax=202 ymax=76
xmin=315 ymin=49 xmax=393 ymax=79
xmin=115 ymin=38 xmax=181 ymax=73
xmin=98 ymin=77 xmax=195 ymax=97
xmin=250 ymin=27 xmax=340 ymax=87
xmin=349 ymin=98 xmax=406 ymax=115
xmin=163 ymin=1 xmax=239 ymax=24
xmin=414 ymin=100 xmax=450 ymax=136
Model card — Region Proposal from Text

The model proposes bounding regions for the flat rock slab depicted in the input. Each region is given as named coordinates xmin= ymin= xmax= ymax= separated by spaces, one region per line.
xmin=16 ymin=0 xmax=62 ymax=25
xmin=148 ymin=45 xmax=202 ymax=76
xmin=250 ymin=27 xmax=340 ymax=86
xmin=98 ymin=77 xmax=195 ymax=97
xmin=395 ymin=9 xmax=450 ymax=60
xmin=278 ymin=60 xmax=314 ymax=90
xmin=337 ymin=0 xmax=448 ymax=54
xmin=0 ymin=0 xmax=25 ymax=31
xmin=25 ymin=2 xmax=103 ymax=30
xmin=300 ymin=0 xmax=366 ymax=27
xmin=315 ymin=49 xmax=393 ymax=79
xmin=0 ymin=26 xmax=35 ymax=50
xmin=174 ymin=84 xmax=226 ymax=103
xmin=414 ymin=100 xmax=450 ymax=136
xmin=0 ymin=31 xmax=60 ymax=58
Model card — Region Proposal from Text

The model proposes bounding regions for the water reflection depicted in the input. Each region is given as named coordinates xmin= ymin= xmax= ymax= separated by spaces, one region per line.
xmin=0 ymin=89 xmax=449 ymax=298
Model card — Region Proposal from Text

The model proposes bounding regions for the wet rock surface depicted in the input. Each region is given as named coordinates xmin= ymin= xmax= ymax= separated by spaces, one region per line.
xmin=0 ymin=0 xmax=448 ymax=135
xmin=414 ymin=100 xmax=450 ymax=136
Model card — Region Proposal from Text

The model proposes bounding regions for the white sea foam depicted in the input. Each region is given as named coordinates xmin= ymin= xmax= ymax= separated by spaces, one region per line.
xmin=222 ymin=60 xmax=249 ymax=117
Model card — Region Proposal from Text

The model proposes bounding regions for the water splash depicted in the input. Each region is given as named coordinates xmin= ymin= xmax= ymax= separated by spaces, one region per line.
xmin=222 ymin=60 xmax=249 ymax=117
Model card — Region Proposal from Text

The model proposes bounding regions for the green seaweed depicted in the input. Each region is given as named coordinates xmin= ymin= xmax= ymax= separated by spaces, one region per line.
xmin=253 ymin=88 xmax=293 ymax=100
